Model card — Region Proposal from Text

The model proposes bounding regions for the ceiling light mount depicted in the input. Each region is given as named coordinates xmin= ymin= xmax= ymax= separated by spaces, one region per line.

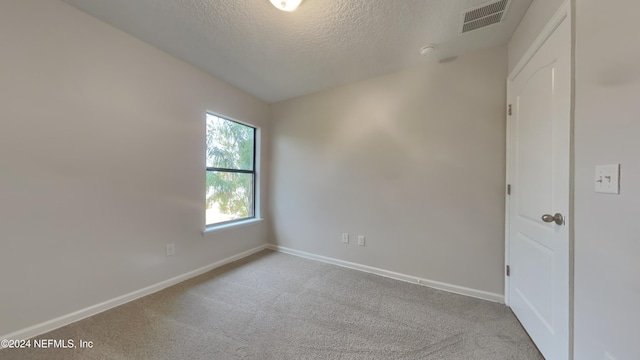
xmin=419 ymin=45 xmax=436 ymax=56
xmin=270 ymin=0 xmax=303 ymax=12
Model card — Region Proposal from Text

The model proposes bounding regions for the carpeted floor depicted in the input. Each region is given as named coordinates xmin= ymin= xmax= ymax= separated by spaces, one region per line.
xmin=1 ymin=250 xmax=543 ymax=359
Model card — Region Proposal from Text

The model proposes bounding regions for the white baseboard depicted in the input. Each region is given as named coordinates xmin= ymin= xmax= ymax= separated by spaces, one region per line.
xmin=267 ymin=244 xmax=504 ymax=303
xmin=2 ymin=244 xmax=268 ymax=341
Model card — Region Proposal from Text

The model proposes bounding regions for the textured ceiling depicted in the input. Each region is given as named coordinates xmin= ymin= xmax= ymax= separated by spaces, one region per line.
xmin=62 ymin=0 xmax=532 ymax=103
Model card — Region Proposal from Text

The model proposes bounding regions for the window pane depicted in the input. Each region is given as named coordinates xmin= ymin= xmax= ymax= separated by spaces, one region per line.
xmin=206 ymin=171 xmax=254 ymax=225
xmin=206 ymin=114 xmax=254 ymax=171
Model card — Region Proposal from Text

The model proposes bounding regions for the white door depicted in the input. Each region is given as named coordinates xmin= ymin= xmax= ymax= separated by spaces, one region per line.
xmin=506 ymin=13 xmax=571 ymax=360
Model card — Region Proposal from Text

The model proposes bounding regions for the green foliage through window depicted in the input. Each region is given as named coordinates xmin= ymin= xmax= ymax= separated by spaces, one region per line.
xmin=205 ymin=114 xmax=255 ymax=225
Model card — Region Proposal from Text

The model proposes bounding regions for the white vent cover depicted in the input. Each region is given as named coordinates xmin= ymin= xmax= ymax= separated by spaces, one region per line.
xmin=461 ymin=0 xmax=510 ymax=34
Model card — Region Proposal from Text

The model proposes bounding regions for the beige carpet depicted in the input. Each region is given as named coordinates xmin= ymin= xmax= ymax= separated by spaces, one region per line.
xmin=1 ymin=250 xmax=543 ymax=359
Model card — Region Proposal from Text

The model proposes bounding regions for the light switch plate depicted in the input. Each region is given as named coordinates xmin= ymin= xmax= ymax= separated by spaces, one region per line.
xmin=595 ymin=164 xmax=620 ymax=194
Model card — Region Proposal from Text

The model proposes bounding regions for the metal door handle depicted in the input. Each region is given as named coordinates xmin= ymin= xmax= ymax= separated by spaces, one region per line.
xmin=541 ymin=213 xmax=564 ymax=225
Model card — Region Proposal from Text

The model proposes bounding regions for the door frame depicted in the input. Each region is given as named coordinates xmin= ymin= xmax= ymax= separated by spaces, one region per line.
xmin=504 ymin=0 xmax=573 ymax=356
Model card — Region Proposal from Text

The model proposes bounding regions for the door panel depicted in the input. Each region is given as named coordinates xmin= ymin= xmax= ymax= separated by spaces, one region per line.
xmin=516 ymin=65 xmax=555 ymax=224
xmin=513 ymin=232 xmax=554 ymax=330
xmin=507 ymin=15 xmax=571 ymax=360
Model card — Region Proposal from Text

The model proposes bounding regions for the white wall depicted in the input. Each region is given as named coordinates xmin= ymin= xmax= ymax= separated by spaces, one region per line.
xmin=574 ymin=0 xmax=640 ymax=358
xmin=269 ymin=46 xmax=508 ymax=296
xmin=0 ymin=0 xmax=269 ymax=337
xmin=508 ymin=0 xmax=566 ymax=72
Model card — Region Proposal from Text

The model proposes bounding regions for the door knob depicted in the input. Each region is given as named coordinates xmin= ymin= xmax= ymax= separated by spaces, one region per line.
xmin=541 ymin=213 xmax=564 ymax=225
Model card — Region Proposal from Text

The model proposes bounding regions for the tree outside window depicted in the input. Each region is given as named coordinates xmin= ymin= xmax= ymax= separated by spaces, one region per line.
xmin=205 ymin=114 xmax=256 ymax=226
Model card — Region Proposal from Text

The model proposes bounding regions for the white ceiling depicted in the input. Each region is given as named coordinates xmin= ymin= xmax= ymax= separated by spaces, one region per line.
xmin=62 ymin=0 xmax=532 ymax=103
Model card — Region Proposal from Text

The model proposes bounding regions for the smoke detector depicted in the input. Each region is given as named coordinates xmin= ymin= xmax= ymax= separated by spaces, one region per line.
xmin=419 ymin=45 xmax=436 ymax=56
xmin=460 ymin=0 xmax=511 ymax=34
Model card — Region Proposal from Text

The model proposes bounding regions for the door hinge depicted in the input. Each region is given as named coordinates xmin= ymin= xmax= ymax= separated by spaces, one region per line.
xmin=506 ymin=265 xmax=511 ymax=277
xmin=507 ymin=184 xmax=511 ymax=195
xmin=508 ymin=104 xmax=512 ymax=116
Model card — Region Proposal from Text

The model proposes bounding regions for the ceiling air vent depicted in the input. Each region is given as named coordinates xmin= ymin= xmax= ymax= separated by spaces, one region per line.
xmin=461 ymin=0 xmax=510 ymax=34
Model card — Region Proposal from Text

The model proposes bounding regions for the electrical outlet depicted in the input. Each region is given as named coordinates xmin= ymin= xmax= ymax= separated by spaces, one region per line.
xmin=166 ymin=243 xmax=175 ymax=256
xmin=358 ymin=235 xmax=365 ymax=246
xmin=342 ymin=233 xmax=349 ymax=244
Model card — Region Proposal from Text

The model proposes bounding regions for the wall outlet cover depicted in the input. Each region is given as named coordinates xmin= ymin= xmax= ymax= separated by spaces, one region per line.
xmin=166 ymin=243 xmax=176 ymax=256
xmin=358 ymin=236 xmax=365 ymax=246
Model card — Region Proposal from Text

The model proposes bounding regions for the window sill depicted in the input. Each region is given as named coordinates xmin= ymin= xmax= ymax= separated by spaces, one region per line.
xmin=202 ymin=218 xmax=264 ymax=236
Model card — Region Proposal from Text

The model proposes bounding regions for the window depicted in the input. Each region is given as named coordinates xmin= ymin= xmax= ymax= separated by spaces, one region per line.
xmin=205 ymin=113 xmax=256 ymax=227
